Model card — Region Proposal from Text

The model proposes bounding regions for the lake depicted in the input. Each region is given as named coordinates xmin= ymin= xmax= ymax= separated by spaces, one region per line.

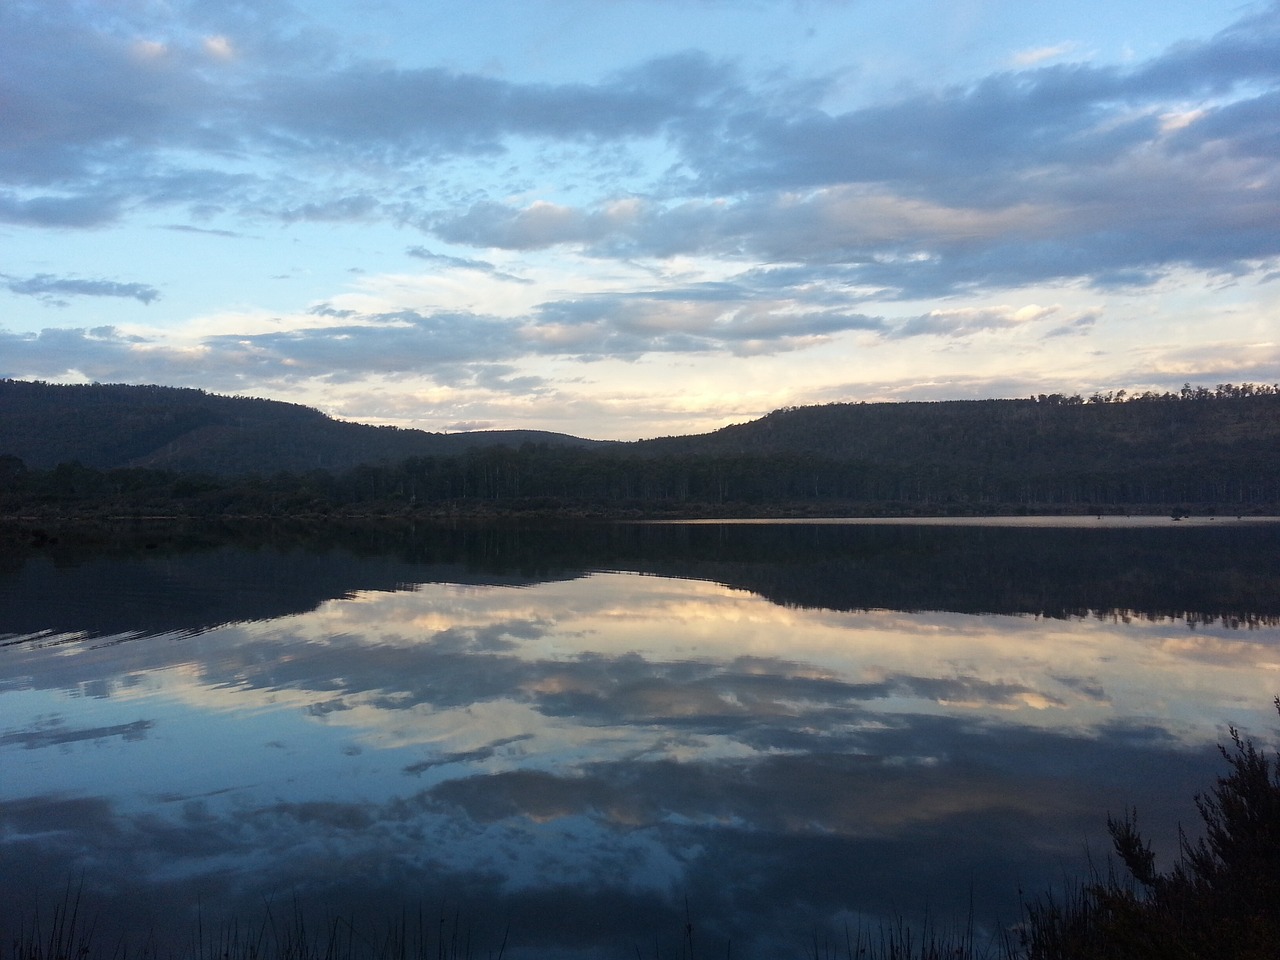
xmin=2 ymin=517 xmax=1279 ymax=959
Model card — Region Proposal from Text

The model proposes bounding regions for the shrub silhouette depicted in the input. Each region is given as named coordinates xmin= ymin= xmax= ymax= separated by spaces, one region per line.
xmin=1019 ymin=697 xmax=1280 ymax=959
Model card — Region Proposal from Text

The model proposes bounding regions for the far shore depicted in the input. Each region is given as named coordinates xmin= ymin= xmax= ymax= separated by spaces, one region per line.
xmin=647 ymin=514 xmax=1280 ymax=527
xmin=5 ymin=510 xmax=1280 ymax=529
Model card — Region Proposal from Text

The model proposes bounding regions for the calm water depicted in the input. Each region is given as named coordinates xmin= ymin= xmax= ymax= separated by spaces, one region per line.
xmin=2 ymin=519 xmax=1279 ymax=958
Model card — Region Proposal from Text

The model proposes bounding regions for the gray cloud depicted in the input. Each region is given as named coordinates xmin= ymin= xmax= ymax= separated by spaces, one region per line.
xmin=255 ymin=53 xmax=730 ymax=158
xmin=429 ymin=199 xmax=627 ymax=250
xmin=0 ymin=191 xmax=124 ymax=228
xmin=890 ymin=304 xmax=1066 ymax=339
xmin=0 ymin=0 xmax=1276 ymax=379
xmin=532 ymin=293 xmax=883 ymax=357
xmin=413 ymin=8 xmax=1280 ymax=297
xmin=0 ymin=296 xmax=882 ymax=387
xmin=0 ymin=327 xmax=160 ymax=384
xmin=428 ymin=142 xmax=1280 ymax=296
xmin=405 ymin=246 xmax=532 ymax=283
xmin=3 ymin=274 xmax=160 ymax=305
xmin=681 ymin=7 xmax=1280 ymax=200
xmin=202 ymin=311 xmax=527 ymax=381
xmin=163 ymin=224 xmax=248 ymax=238
xmin=274 ymin=194 xmax=380 ymax=223
xmin=405 ymin=247 xmax=499 ymax=271
xmin=0 ymin=5 xmax=215 ymax=186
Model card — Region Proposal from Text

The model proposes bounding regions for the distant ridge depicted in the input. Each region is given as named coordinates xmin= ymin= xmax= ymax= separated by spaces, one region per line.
xmin=3 ymin=380 xmax=1279 ymax=515
xmin=631 ymin=391 xmax=1280 ymax=473
xmin=0 ymin=380 xmax=608 ymax=475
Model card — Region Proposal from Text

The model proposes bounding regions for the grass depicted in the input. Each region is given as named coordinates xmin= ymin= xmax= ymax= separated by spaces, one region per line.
xmin=6 ymin=896 xmax=502 ymax=960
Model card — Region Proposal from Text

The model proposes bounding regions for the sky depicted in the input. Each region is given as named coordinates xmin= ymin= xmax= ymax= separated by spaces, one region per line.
xmin=2 ymin=0 xmax=1279 ymax=440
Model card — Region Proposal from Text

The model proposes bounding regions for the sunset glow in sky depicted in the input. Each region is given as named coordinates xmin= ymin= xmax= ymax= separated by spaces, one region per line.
xmin=3 ymin=0 xmax=1279 ymax=438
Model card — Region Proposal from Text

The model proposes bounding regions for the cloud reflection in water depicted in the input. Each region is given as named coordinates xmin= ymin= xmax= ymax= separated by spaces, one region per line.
xmin=1 ymin=537 xmax=1276 ymax=959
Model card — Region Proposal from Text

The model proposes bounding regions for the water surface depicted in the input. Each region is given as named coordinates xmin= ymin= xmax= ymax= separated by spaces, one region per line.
xmin=2 ymin=519 xmax=1277 ymax=958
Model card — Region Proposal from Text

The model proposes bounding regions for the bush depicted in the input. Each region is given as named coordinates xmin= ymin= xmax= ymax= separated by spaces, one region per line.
xmin=1017 ymin=698 xmax=1280 ymax=959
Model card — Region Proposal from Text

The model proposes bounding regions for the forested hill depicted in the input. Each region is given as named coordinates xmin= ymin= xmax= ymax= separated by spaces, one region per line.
xmin=633 ymin=390 xmax=1280 ymax=471
xmin=0 ymin=379 xmax=606 ymax=474
xmin=611 ymin=389 xmax=1280 ymax=509
xmin=2 ymin=379 xmax=1279 ymax=514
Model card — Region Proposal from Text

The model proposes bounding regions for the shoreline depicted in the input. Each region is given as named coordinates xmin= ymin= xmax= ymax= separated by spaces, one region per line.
xmin=645 ymin=514 xmax=1280 ymax=527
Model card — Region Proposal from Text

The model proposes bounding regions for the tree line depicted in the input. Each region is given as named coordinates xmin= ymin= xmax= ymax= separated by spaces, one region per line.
xmin=2 ymin=442 xmax=1277 ymax=517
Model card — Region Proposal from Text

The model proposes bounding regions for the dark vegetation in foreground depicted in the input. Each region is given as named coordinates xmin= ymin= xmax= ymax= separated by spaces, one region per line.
xmin=1016 ymin=699 xmax=1280 ymax=959
xmin=2 ymin=380 xmax=1280 ymax=517
xmin=9 ymin=703 xmax=1280 ymax=960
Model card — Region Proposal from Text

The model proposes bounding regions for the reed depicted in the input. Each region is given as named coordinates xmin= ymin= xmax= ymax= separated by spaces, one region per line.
xmin=6 ymin=898 xmax=500 ymax=960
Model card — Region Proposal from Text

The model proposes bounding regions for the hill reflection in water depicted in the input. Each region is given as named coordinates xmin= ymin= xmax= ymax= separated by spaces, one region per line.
xmin=1 ymin=519 xmax=1277 ymax=959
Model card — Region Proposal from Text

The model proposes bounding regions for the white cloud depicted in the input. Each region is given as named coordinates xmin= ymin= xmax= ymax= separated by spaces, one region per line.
xmin=892 ymin=303 xmax=1070 ymax=339
xmin=203 ymin=35 xmax=235 ymax=61
xmin=1009 ymin=42 xmax=1078 ymax=68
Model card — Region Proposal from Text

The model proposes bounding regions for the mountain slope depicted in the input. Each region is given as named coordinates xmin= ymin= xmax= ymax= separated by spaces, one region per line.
xmin=631 ymin=394 xmax=1280 ymax=474
xmin=0 ymin=380 xmax=605 ymax=474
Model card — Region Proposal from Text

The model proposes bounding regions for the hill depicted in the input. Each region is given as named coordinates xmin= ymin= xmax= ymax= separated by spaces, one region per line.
xmin=633 ymin=391 xmax=1280 ymax=471
xmin=1 ymin=380 xmax=1278 ymax=515
xmin=0 ymin=380 xmax=606 ymax=474
xmin=614 ymin=390 xmax=1280 ymax=510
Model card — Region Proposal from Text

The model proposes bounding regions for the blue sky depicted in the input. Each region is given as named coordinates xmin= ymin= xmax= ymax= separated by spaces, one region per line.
xmin=2 ymin=0 xmax=1278 ymax=439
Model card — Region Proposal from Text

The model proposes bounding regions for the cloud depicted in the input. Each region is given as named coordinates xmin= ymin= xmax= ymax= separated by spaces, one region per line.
xmin=0 ymin=0 xmax=1278 ymax=425
xmin=203 ymin=35 xmax=235 ymax=62
xmin=163 ymin=224 xmax=248 ymax=238
xmin=426 ymin=148 xmax=1280 ymax=297
xmin=274 ymin=194 xmax=380 ymax=223
xmin=405 ymin=246 xmax=532 ymax=283
xmin=891 ymin=304 xmax=1071 ymax=339
xmin=0 ymin=191 xmax=124 ymax=228
xmin=0 ymin=4 xmax=216 ymax=186
xmin=0 ymin=326 xmax=192 ymax=386
xmin=1010 ymin=43 xmax=1078 ymax=68
xmin=1 ymin=297 xmax=875 ymax=392
xmin=3 ymin=0 xmax=1278 ymax=300
xmin=202 ymin=297 xmax=883 ymax=378
xmin=253 ymin=51 xmax=734 ymax=163
xmin=405 ymin=247 xmax=498 ymax=271
xmin=1045 ymin=311 xmax=1100 ymax=338
xmin=3 ymin=274 xmax=160 ymax=305
xmin=530 ymin=293 xmax=883 ymax=357
xmin=686 ymin=8 xmax=1280 ymax=201
xmin=197 ymin=311 xmax=527 ymax=384
xmin=427 ymin=191 xmax=983 ymax=258
xmin=429 ymin=199 xmax=633 ymax=250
